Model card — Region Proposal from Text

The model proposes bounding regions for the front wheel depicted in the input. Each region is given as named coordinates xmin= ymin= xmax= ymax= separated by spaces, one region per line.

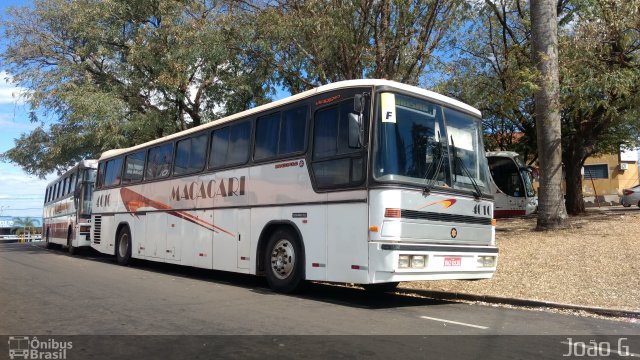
xmin=264 ymin=228 xmax=305 ymax=293
xmin=116 ymin=227 xmax=132 ymax=265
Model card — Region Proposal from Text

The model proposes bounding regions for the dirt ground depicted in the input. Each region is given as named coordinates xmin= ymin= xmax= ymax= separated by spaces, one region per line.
xmin=401 ymin=207 xmax=640 ymax=311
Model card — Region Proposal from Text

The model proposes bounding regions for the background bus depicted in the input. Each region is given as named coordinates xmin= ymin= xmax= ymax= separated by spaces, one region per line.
xmin=43 ymin=160 xmax=98 ymax=253
xmin=486 ymin=151 xmax=537 ymax=217
xmin=90 ymin=79 xmax=497 ymax=293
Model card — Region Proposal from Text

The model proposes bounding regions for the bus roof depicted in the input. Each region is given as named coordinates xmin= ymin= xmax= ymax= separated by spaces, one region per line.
xmin=46 ymin=159 xmax=98 ymax=187
xmin=99 ymin=79 xmax=482 ymax=161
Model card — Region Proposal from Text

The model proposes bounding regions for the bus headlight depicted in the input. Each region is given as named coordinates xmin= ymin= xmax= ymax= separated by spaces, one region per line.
xmin=411 ymin=255 xmax=426 ymax=269
xmin=477 ymin=256 xmax=496 ymax=268
xmin=399 ymin=255 xmax=410 ymax=268
xmin=399 ymin=255 xmax=427 ymax=269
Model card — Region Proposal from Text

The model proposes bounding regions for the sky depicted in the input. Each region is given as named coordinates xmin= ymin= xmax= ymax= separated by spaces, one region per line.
xmin=0 ymin=0 xmax=53 ymax=219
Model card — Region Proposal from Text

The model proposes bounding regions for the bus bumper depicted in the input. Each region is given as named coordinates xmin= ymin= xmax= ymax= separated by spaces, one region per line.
xmin=367 ymin=242 xmax=498 ymax=283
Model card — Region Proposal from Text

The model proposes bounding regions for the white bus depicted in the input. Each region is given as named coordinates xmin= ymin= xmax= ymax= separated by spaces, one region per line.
xmin=486 ymin=151 xmax=537 ymax=217
xmin=90 ymin=79 xmax=497 ymax=293
xmin=43 ymin=160 xmax=98 ymax=253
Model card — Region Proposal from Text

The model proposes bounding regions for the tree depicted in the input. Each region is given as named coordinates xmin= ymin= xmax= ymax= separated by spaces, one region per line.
xmin=12 ymin=217 xmax=39 ymax=236
xmin=560 ymin=0 xmax=640 ymax=214
xmin=438 ymin=0 xmax=640 ymax=216
xmin=1 ymin=0 xmax=271 ymax=178
xmin=228 ymin=0 xmax=466 ymax=94
xmin=530 ymin=0 xmax=568 ymax=229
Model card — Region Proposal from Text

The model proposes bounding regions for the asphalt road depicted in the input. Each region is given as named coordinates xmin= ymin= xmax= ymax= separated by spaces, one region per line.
xmin=1 ymin=242 xmax=639 ymax=359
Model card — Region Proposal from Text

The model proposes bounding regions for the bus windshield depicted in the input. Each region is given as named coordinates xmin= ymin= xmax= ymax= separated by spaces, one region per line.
xmin=81 ymin=168 xmax=97 ymax=216
xmin=373 ymin=92 xmax=490 ymax=196
xmin=513 ymin=157 xmax=536 ymax=198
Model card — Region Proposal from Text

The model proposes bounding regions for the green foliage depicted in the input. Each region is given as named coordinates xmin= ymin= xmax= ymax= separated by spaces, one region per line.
xmin=1 ymin=0 xmax=271 ymax=177
xmin=11 ymin=217 xmax=39 ymax=235
xmin=230 ymin=0 xmax=466 ymax=94
xmin=438 ymin=0 xmax=640 ymax=213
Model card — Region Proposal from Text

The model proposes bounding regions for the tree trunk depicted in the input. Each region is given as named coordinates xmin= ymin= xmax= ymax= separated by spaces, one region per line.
xmin=564 ymin=157 xmax=586 ymax=215
xmin=530 ymin=0 xmax=568 ymax=230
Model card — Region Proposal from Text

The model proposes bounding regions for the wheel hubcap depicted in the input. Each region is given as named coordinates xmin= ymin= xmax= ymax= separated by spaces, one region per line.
xmin=119 ymin=233 xmax=129 ymax=258
xmin=270 ymin=239 xmax=295 ymax=280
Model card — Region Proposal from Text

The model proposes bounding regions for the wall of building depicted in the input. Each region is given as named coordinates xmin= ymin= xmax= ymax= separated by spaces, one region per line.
xmin=582 ymin=154 xmax=640 ymax=197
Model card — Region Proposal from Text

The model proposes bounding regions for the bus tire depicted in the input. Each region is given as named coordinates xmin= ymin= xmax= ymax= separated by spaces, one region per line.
xmin=362 ymin=282 xmax=399 ymax=293
xmin=67 ymin=227 xmax=78 ymax=255
xmin=264 ymin=228 xmax=305 ymax=293
xmin=116 ymin=226 xmax=132 ymax=266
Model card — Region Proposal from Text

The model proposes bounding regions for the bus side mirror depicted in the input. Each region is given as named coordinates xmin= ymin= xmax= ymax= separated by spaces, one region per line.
xmin=348 ymin=113 xmax=363 ymax=148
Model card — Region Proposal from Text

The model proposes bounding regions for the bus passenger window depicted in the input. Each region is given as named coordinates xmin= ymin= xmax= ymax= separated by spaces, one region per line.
xmin=228 ymin=122 xmax=250 ymax=165
xmin=175 ymin=134 xmax=207 ymax=175
xmin=210 ymin=122 xmax=251 ymax=169
xmin=68 ymin=174 xmax=75 ymax=194
xmin=146 ymin=143 xmax=174 ymax=180
xmin=255 ymin=113 xmax=280 ymax=160
xmin=104 ymin=157 xmax=123 ymax=187
xmin=279 ymin=106 xmax=307 ymax=154
xmin=123 ymin=151 xmax=145 ymax=183
xmin=96 ymin=162 xmax=105 ymax=189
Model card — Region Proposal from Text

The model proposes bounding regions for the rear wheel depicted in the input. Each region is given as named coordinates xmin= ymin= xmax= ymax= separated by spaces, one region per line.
xmin=362 ymin=282 xmax=399 ymax=293
xmin=264 ymin=228 xmax=305 ymax=293
xmin=116 ymin=227 xmax=132 ymax=265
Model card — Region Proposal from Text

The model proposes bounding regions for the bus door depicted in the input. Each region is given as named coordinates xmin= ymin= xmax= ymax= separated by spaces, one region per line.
xmin=211 ymin=170 xmax=250 ymax=272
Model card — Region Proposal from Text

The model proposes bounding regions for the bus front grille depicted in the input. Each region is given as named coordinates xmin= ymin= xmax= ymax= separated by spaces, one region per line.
xmin=93 ymin=216 xmax=101 ymax=244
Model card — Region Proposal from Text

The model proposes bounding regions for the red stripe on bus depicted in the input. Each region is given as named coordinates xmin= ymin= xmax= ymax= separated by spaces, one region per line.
xmin=120 ymin=188 xmax=235 ymax=237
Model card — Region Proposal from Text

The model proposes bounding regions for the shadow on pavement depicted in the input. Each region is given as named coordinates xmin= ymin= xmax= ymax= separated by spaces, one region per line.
xmin=3 ymin=241 xmax=454 ymax=311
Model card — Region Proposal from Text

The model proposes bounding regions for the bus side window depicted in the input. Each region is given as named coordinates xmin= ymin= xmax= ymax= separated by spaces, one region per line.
xmin=123 ymin=151 xmax=146 ymax=183
xmin=279 ymin=106 xmax=307 ymax=155
xmin=104 ymin=157 xmax=123 ymax=187
xmin=254 ymin=105 xmax=307 ymax=161
xmin=96 ymin=162 xmax=105 ymax=189
xmin=210 ymin=122 xmax=251 ymax=169
xmin=175 ymin=134 xmax=207 ymax=175
xmin=68 ymin=174 xmax=75 ymax=194
xmin=146 ymin=143 xmax=174 ymax=180
xmin=255 ymin=112 xmax=280 ymax=160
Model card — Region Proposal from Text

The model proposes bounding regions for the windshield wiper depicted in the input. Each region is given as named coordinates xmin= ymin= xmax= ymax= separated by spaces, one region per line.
xmin=422 ymin=132 xmax=446 ymax=196
xmin=450 ymin=135 xmax=483 ymax=199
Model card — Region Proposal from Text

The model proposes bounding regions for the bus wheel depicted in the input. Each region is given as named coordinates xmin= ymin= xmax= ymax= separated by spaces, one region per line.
xmin=116 ymin=227 xmax=132 ymax=265
xmin=67 ymin=227 xmax=78 ymax=255
xmin=45 ymin=228 xmax=53 ymax=249
xmin=264 ymin=228 xmax=304 ymax=293
xmin=362 ymin=282 xmax=399 ymax=293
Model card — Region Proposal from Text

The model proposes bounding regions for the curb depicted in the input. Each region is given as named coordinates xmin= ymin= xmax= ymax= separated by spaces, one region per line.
xmin=400 ymin=288 xmax=640 ymax=319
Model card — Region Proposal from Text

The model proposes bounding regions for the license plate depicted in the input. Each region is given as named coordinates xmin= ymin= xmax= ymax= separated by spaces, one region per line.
xmin=444 ymin=257 xmax=461 ymax=267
